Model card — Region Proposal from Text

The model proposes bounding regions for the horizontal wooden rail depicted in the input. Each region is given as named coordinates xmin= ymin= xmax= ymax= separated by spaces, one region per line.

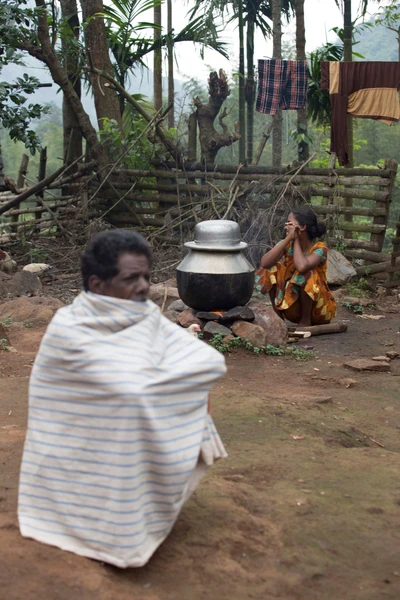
xmin=313 ymin=205 xmax=387 ymax=217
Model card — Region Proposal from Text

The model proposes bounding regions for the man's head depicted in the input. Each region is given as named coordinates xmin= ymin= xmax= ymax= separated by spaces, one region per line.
xmin=81 ymin=230 xmax=152 ymax=301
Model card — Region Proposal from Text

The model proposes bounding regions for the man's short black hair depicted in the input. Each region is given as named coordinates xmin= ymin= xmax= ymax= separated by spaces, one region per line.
xmin=81 ymin=229 xmax=152 ymax=291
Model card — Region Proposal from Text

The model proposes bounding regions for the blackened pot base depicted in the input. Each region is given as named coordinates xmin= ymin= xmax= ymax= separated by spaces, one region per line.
xmin=176 ymin=271 xmax=255 ymax=312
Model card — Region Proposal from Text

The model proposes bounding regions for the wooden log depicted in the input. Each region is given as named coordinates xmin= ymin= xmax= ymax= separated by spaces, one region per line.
xmin=12 ymin=154 xmax=30 ymax=223
xmin=107 ymin=215 xmax=165 ymax=227
xmin=151 ymin=160 xmax=392 ymax=178
xmin=310 ymin=186 xmax=388 ymax=202
xmin=108 ymin=192 xmax=211 ymax=206
xmin=314 ymin=205 xmax=387 ymax=217
xmin=371 ymin=159 xmax=397 ymax=252
xmin=344 ymin=249 xmax=390 ymax=262
xmin=35 ymin=146 xmax=47 ymax=221
xmin=288 ymin=323 xmax=348 ymax=336
xmin=115 ymin=182 xmax=392 ymax=203
xmin=336 ymin=222 xmax=386 ymax=233
xmin=3 ymin=198 xmax=75 ymax=217
xmin=116 ymin=169 xmax=392 ymax=190
xmin=288 ymin=331 xmax=312 ymax=339
xmin=327 ymin=238 xmax=380 ymax=250
xmin=355 ymin=257 xmax=400 ymax=275
xmin=0 ymin=156 xmax=84 ymax=216
xmin=382 ymin=279 xmax=400 ymax=288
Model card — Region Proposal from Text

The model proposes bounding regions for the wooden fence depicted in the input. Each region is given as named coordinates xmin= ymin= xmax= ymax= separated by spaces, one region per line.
xmin=0 ymin=156 xmax=398 ymax=282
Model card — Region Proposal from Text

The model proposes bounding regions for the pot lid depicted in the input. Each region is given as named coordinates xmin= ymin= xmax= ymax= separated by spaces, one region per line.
xmin=184 ymin=219 xmax=248 ymax=251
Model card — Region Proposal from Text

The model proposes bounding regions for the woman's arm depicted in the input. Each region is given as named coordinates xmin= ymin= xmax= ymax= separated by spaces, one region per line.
xmin=260 ymin=234 xmax=293 ymax=268
xmin=292 ymin=237 xmax=323 ymax=273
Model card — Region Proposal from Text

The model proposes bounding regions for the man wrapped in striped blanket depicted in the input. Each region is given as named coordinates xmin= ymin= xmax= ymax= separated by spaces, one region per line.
xmin=18 ymin=230 xmax=227 ymax=568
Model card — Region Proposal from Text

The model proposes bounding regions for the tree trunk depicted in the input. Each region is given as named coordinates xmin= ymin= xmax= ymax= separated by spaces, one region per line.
xmin=272 ymin=0 xmax=282 ymax=167
xmin=295 ymin=0 xmax=309 ymax=163
xmin=194 ymin=70 xmax=240 ymax=163
xmin=343 ymin=0 xmax=354 ymax=237
xmin=245 ymin=17 xmax=255 ymax=164
xmin=34 ymin=0 xmax=109 ymax=173
xmin=167 ymin=0 xmax=174 ymax=129
xmin=60 ymin=0 xmax=83 ymax=164
xmin=81 ymin=0 xmax=123 ymax=133
xmin=154 ymin=3 xmax=162 ymax=111
xmin=238 ymin=0 xmax=246 ymax=164
xmin=343 ymin=0 xmax=353 ymax=168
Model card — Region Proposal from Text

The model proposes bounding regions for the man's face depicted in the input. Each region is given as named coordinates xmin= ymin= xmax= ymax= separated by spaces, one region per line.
xmin=89 ymin=252 xmax=151 ymax=301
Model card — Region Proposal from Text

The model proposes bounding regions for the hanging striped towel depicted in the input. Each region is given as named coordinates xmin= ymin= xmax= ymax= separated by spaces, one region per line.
xmin=18 ymin=292 xmax=227 ymax=568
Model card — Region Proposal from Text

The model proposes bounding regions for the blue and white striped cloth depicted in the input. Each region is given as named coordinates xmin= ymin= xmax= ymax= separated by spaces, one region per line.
xmin=18 ymin=291 xmax=227 ymax=568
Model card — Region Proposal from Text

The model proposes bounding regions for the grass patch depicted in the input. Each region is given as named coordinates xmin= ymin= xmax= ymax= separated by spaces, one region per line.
xmin=0 ymin=318 xmax=14 ymax=326
xmin=207 ymin=334 xmax=314 ymax=360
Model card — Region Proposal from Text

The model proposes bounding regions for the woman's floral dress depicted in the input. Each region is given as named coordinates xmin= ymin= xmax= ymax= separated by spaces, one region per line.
xmin=255 ymin=241 xmax=337 ymax=325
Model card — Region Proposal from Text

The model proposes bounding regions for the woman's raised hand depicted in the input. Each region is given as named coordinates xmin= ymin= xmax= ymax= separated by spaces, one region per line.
xmin=284 ymin=221 xmax=300 ymax=240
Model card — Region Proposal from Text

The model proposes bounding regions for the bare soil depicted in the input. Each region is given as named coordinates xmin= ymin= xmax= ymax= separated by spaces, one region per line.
xmin=1 ymin=290 xmax=400 ymax=600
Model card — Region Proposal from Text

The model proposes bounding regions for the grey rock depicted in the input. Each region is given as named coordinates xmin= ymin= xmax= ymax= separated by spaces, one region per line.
xmin=167 ymin=299 xmax=188 ymax=312
xmin=344 ymin=358 xmax=390 ymax=372
xmin=327 ymin=249 xmax=357 ymax=285
xmin=0 ymin=270 xmax=42 ymax=299
xmin=219 ymin=306 xmax=255 ymax=323
xmin=203 ymin=322 xmax=232 ymax=337
xmin=196 ymin=311 xmax=222 ymax=321
xmin=231 ymin=321 xmax=268 ymax=348
xmin=177 ymin=309 xmax=202 ymax=328
xmin=247 ymin=300 xmax=288 ymax=346
xmin=163 ymin=310 xmax=180 ymax=323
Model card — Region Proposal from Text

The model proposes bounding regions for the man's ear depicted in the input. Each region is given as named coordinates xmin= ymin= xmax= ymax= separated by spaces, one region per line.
xmin=88 ymin=275 xmax=106 ymax=295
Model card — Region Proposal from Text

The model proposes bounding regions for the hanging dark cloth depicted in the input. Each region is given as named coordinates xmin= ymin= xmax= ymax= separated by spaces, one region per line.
xmin=321 ymin=61 xmax=400 ymax=166
xmin=256 ymin=59 xmax=308 ymax=115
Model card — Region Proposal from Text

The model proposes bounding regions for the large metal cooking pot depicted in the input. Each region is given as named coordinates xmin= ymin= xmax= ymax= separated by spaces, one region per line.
xmin=176 ymin=220 xmax=255 ymax=311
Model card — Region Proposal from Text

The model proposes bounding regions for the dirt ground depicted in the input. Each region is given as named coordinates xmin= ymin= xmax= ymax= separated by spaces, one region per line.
xmin=1 ymin=290 xmax=400 ymax=600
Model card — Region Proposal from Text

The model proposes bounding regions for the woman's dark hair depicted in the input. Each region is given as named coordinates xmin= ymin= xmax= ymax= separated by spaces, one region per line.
xmin=291 ymin=207 xmax=326 ymax=240
xmin=81 ymin=229 xmax=153 ymax=291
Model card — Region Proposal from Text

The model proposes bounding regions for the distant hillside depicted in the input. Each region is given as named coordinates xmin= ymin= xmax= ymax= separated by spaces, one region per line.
xmin=2 ymin=57 xmax=186 ymax=125
xmin=354 ymin=18 xmax=399 ymax=61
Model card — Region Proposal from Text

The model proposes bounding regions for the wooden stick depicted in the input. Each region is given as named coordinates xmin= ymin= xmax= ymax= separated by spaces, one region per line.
xmin=288 ymin=323 xmax=348 ymax=336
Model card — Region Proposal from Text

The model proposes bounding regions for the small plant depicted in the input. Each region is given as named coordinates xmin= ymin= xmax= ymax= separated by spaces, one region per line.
xmin=0 ymin=338 xmax=9 ymax=351
xmin=209 ymin=334 xmax=239 ymax=353
xmin=286 ymin=346 xmax=314 ymax=361
xmin=0 ymin=318 xmax=14 ymax=326
xmin=28 ymin=247 xmax=49 ymax=263
xmin=342 ymin=301 xmax=364 ymax=314
xmin=22 ymin=320 xmax=33 ymax=328
xmin=264 ymin=344 xmax=285 ymax=356
xmin=345 ymin=277 xmax=371 ymax=299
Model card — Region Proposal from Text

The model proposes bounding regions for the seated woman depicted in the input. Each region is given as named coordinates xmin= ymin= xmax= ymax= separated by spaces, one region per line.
xmin=255 ymin=207 xmax=336 ymax=327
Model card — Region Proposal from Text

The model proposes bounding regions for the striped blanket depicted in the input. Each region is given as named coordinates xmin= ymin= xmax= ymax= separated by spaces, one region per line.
xmin=18 ymin=292 xmax=227 ymax=568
